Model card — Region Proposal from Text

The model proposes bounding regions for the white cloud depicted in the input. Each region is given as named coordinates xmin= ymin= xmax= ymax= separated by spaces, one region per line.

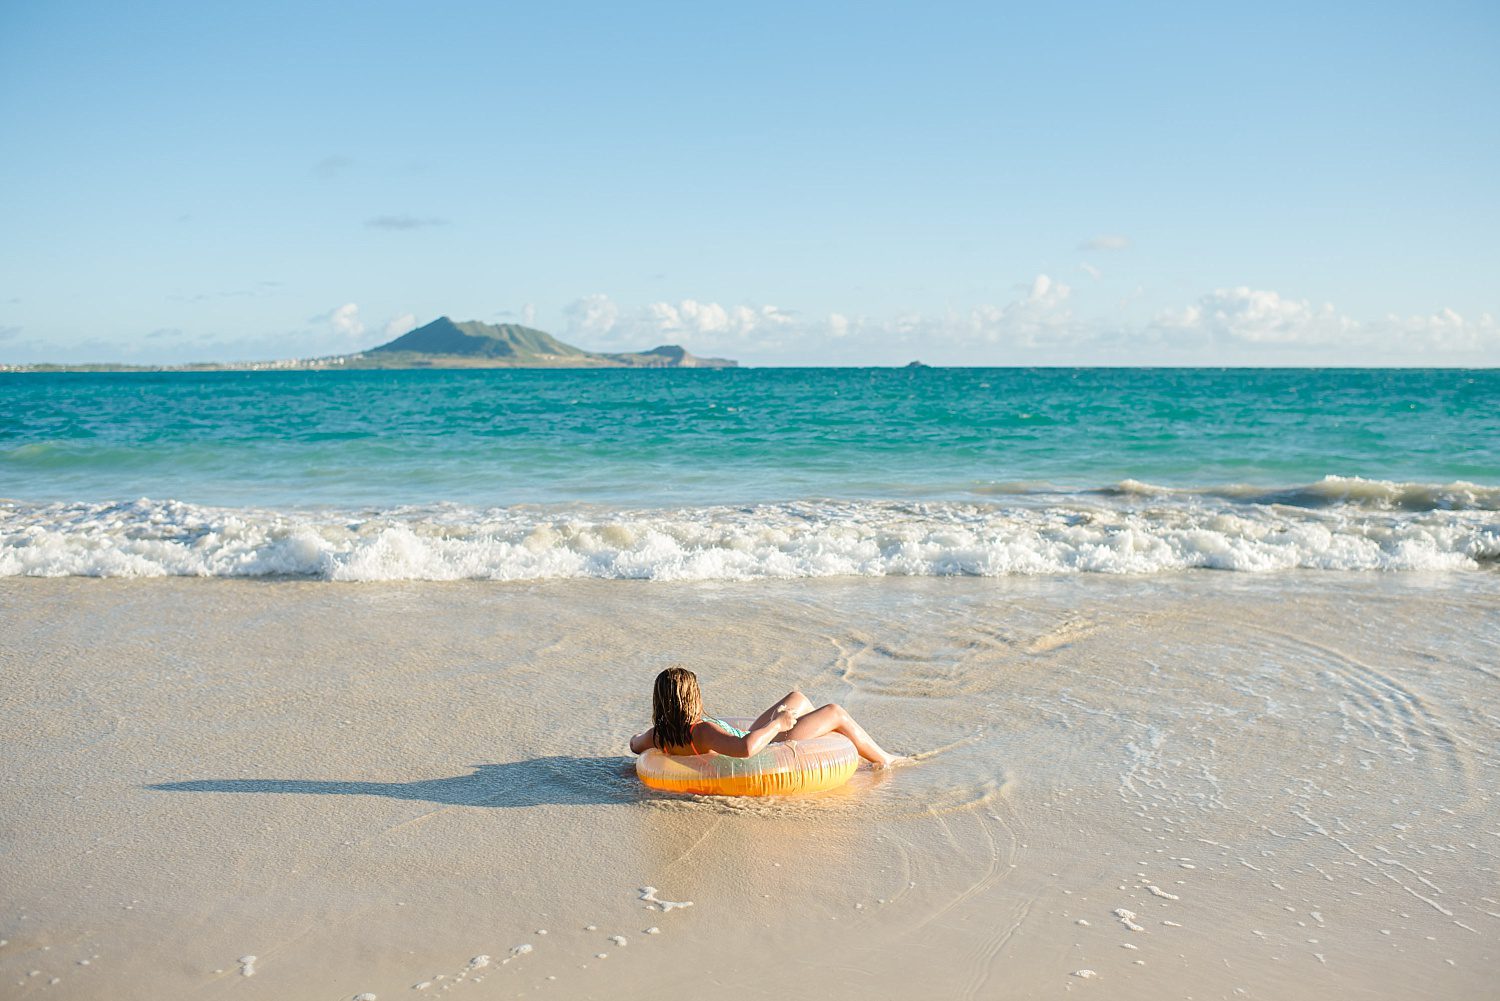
xmin=521 ymin=303 xmax=536 ymax=326
xmin=7 ymin=283 xmax=1492 ymax=367
xmin=1153 ymin=287 xmax=1498 ymax=357
xmin=640 ymin=301 xmax=796 ymax=355
xmin=955 ymin=274 xmax=1075 ymax=348
xmin=1155 ymin=287 xmax=1356 ymax=345
xmin=544 ymin=283 xmax=1496 ymax=365
xmin=1029 ymin=274 xmax=1068 ymax=306
xmin=642 ymin=300 xmax=794 ymax=341
xmin=1080 ymin=262 xmax=1102 ymax=281
xmin=563 ymin=293 xmax=620 ymax=338
xmin=1380 ymin=307 xmax=1497 ymax=353
xmin=383 ymin=313 xmax=418 ymax=338
xmin=558 ymin=298 xmax=799 ymax=353
xmin=801 ymin=275 xmax=1081 ymax=362
xmin=329 ymin=302 xmax=365 ymax=340
xmin=1079 ymin=234 xmax=1131 ymax=252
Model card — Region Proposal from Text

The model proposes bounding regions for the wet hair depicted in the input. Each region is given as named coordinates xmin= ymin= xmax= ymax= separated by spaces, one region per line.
xmin=652 ymin=665 xmax=702 ymax=750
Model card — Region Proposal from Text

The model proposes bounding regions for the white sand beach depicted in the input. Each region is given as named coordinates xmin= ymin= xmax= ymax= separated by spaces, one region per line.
xmin=2 ymin=573 xmax=1496 ymax=1000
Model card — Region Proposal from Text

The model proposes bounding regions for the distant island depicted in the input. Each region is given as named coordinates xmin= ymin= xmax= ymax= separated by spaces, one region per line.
xmin=1 ymin=316 xmax=738 ymax=372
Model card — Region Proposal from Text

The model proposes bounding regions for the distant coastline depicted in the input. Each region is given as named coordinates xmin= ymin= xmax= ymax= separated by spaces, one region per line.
xmin=0 ymin=316 xmax=738 ymax=372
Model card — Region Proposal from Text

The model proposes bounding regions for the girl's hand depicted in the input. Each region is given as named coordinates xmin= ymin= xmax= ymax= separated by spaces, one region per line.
xmin=772 ymin=708 xmax=798 ymax=732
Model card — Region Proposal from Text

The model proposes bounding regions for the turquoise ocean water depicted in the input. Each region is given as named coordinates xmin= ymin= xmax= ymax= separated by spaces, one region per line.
xmin=2 ymin=368 xmax=1496 ymax=578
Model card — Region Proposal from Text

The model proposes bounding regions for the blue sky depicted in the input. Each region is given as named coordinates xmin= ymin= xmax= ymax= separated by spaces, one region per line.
xmin=2 ymin=1 xmax=1497 ymax=365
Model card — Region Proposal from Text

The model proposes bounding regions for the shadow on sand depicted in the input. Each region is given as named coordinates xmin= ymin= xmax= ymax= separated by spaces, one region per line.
xmin=147 ymin=756 xmax=642 ymax=808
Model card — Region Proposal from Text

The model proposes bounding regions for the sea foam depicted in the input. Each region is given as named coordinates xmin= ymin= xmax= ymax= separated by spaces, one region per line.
xmin=1 ymin=481 xmax=1495 ymax=581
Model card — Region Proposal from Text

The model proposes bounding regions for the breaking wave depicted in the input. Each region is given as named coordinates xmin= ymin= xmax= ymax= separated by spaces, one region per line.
xmin=1096 ymin=475 xmax=1500 ymax=512
xmin=3 ymin=478 xmax=1497 ymax=581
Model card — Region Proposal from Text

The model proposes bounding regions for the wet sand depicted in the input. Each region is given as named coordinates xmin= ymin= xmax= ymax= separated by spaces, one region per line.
xmin=1 ymin=573 xmax=1496 ymax=999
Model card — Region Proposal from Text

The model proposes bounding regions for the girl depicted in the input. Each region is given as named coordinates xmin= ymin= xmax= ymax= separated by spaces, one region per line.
xmin=629 ymin=666 xmax=898 ymax=769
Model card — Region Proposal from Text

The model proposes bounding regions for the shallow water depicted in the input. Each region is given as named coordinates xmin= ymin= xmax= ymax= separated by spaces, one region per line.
xmin=2 ymin=573 xmax=1494 ymax=999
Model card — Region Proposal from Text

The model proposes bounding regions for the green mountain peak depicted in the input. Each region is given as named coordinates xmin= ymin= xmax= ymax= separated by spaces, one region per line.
xmin=371 ymin=317 xmax=589 ymax=359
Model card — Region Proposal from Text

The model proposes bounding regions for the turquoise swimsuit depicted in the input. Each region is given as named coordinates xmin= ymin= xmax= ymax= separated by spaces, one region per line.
xmin=701 ymin=714 xmax=749 ymax=738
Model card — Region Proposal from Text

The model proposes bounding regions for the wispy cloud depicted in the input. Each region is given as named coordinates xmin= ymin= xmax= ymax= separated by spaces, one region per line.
xmin=643 ymin=300 xmax=795 ymax=341
xmin=1154 ymin=287 xmax=1499 ymax=355
xmin=548 ymin=280 xmax=1497 ymax=365
xmin=383 ymin=313 xmax=418 ymax=338
xmin=365 ymin=215 xmax=447 ymax=230
xmin=5 ymin=309 xmax=394 ymax=364
xmin=1078 ymin=234 xmax=1131 ymax=252
xmin=168 ymin=284 xmax=281 ymax=303
xmin=817 ymin=275 xmax=1080 ymax=360
xmin=563 ymin=295 xmax=798 ymax=353
xmin=314 ymin=155 xmax=353 ymax=177
xmin=1154 ymin=287 xmax=1354 ymax=345
xmin=493 ymin=304 xmax=540 ymax=326
xmin=330 ymin=303 xmax=364 ymax=340
xmin=563 ymin=293 xmax=621 ymax=339
xmin=7 ymin=284 xmax=1494 ymax=367
xmin=306 ymin=303 xmax=368 ymax=346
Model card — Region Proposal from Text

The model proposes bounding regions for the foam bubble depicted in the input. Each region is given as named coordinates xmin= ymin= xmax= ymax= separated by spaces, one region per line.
xmin=639 ymin=887 xmax=694 ymax=912
xmin=3 ymin=489 xmax=1494 ymax=580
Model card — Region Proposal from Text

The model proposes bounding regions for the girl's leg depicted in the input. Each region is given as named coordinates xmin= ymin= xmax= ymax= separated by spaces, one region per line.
xmin=751 ymin=690 xmax=814 ymax=731
xmin=782 ymin=703 xmax=896 ymax=767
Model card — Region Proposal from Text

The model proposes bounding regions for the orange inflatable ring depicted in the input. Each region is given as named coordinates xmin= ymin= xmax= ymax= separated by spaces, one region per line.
xmin=636 ymin=717 xmax=859 ymax=796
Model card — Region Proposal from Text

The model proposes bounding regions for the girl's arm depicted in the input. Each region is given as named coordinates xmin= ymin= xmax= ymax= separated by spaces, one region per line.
xmin=629 ymin=727 xmax=655 ymax=754
xmin=695 ymin=710 xmax=796 ymax=758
